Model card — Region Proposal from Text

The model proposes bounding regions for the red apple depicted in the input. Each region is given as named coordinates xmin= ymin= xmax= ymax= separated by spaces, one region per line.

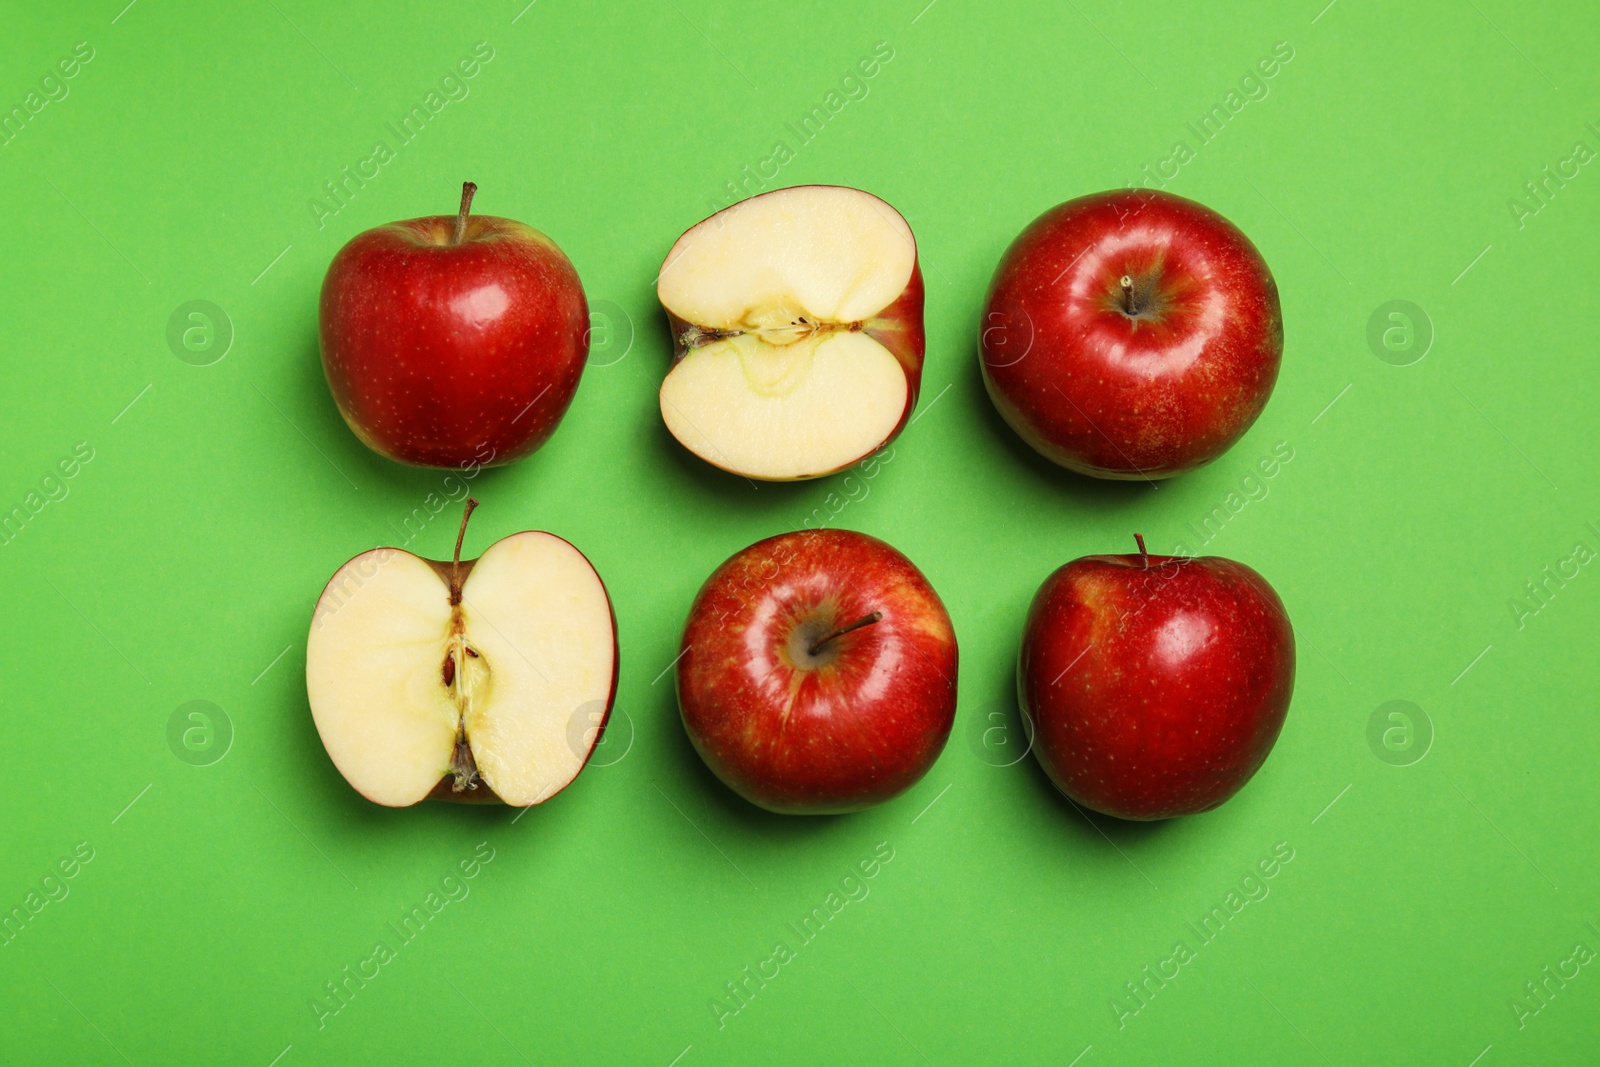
xmin=1019 ymin=536 xmax=1294 ymax=820
xmin=319 ymin=182 xmax=590 ymax=468
xmin=656 ymin=185 xmax=925 ymax=480
xmin=676 ymin=529 xmax=958 ymax=813
xmin=306 ymin=499 xmax=618 ymax=807
xmin=980 ymin=189 xmax=1283 ymax=479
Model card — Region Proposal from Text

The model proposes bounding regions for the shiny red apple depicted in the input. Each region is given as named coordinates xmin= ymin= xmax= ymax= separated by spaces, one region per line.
xmin=676 ymin=529 xmax=958 ymax=814
xmin=1019 ymin=536 xmax=1294 ymax=820
xmin=980 ymin=189 xmax=1283 ymax=479
xmin=319 ymin=182 xmax=590 ymax=468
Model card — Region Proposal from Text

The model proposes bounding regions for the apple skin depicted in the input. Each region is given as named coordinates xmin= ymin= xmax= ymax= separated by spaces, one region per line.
xmin=676 ymin=529 xmax=957 ymax=814
xmin=319 ymin=212 xmax=589 ymax=468
xmin=1018 ymin=544 xmax=1294 ymax=820
xmin=980 ymin=189 xmax=1283 ymax=479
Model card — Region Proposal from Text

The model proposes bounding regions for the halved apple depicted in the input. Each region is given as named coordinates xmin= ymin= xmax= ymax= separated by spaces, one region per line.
xmin=306 ymin=500 xmax=617 ymax=808
xmin=656 ymin=185 xmax=925 ymax=481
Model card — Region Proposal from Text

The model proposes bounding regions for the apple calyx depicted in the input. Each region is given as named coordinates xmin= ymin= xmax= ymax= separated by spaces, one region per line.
xmin=451 ymin=181 xmax=478 ymax=246
xmin=1133 ymin=532 xmax=1149 ymax=569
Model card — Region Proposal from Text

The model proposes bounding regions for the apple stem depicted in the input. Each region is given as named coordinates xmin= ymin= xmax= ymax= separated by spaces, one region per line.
xmin=1120 ymin=275 xmax=1135 ymax=316
xmin=1134 ymin=532 xmax=1149 ymax=569
xmin=451 ymin=181 xmax=478 ymax=245
xmin=450 ymin=498 xmax=479 ymax=604
xmin=808 ymin=611 xmax=884 ymax=656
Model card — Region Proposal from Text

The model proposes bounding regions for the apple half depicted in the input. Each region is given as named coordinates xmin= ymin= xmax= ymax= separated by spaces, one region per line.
xmin=656 ymin=185 xmax=925 ymax=481
xmin=306 ymin=501 xmax=617 ymax=807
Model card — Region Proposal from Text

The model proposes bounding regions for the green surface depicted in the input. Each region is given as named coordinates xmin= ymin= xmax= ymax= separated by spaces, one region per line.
xmin=2 ymin=1 xmax=1596 ymax=1063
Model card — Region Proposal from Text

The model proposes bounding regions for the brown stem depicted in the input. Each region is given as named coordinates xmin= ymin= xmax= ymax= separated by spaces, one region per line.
xmin=450 ymin=497 xmax=479 ymax=603
xmin=808 ymin=611 xmax=883 ymax=656
xmin=451 ymin=181 xmax=477 ymax=245
xmin=1120 ymin=275 xmax=1135 ymax=316
xmin=1134 ymin=532 xmax=1149 ymax=569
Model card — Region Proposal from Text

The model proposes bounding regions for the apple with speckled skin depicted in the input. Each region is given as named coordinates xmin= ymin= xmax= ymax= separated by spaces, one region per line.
xmin=1019 ymin=536 xmax=1294 ymax=820
xmin=319 ymin=182 xmax=590 ymax=468
xmin=980 ymin=189 xmax=1283 ymax=479
xmin=676 ymin=529 xmax=958 ymax=814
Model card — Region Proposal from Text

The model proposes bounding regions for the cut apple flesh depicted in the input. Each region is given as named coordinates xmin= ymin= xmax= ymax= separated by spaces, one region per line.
xmin=306 ymin=532 xmax=616 ymax=807
xmin=657 ymin=185 xmax=919 ymax=480
xmin=660 ymin=331 xmax=908 ymax=481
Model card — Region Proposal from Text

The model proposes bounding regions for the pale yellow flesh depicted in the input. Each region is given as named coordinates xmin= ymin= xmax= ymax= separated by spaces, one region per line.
xmin=657 ymin=186 xmax=916 ymax=328
xmin=457 ymin=532 xmax=615 ymax=805
xmin=660 ymin=331 xmax=907 ymax=480
xmin=306 ymin=534 xmax=614 ymax=807
xmin=657 ymin=186 xmax=916 ymax=480
xmin=307 ymin=550 xmax=458 ymax=807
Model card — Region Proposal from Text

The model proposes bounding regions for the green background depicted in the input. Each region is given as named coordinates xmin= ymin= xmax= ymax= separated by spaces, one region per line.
xmin=3 ymin=0 xmax=1596 ymax=1063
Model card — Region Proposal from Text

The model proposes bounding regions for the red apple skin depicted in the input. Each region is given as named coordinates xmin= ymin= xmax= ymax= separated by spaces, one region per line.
xmin=980 ymin=189 xmax=1283 ymax=479
xmin=861 ymin=257 xmax=927 ymax=407
xmin=320 ymin=213 xmax=589 ymax=468
xmin=677 ymin=529 xmax=958 ymax=814
xmin=1019 ymin=546 xmax=1294 ymax=820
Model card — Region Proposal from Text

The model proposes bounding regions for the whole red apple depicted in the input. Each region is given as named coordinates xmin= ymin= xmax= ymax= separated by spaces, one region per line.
xmin=1019 ymin=536 xmax=1294 ymax=820
xmin=677 ymin=529 xmax=958 ymax=814
xmin=319 ymin=182 xmax=590 ymax=468
xmin=980 ymin=189 xmax=1283 ymax=479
